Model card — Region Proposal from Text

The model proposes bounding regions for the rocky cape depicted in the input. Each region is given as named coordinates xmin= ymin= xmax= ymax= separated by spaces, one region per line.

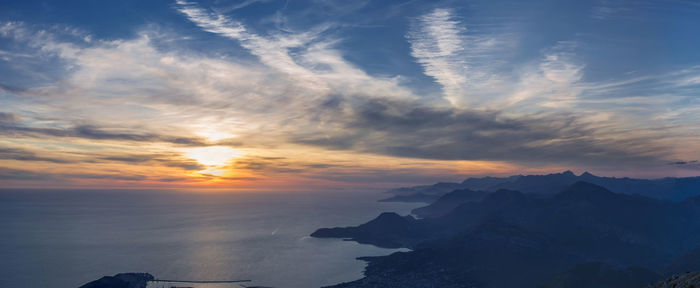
xmin=79 ymin=273 xmax=153 ymax=288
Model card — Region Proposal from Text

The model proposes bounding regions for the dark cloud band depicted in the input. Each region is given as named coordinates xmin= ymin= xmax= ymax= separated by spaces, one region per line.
xmin=0 ymin=123 xmax=208 ymax=146
xmin=294 ymin=98 xmax=668 ymax=167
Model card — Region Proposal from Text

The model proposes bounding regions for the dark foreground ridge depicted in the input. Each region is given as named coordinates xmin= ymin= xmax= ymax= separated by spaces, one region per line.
xmin=648 ymin=272 xmax=700 ymax=288
xmin=314 ymin=180 xmax=700 ymax=288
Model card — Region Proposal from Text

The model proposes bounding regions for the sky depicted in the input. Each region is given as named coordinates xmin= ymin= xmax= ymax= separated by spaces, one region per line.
xmin=0 ymin=0 xmax=699 ymax=190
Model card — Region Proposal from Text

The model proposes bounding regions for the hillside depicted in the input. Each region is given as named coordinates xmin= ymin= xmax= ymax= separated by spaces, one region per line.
xmin=314 ymin=182 xmax=700 ymax=288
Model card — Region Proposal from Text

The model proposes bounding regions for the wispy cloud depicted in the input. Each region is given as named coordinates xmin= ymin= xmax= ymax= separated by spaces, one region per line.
xmin=175 ymin=1 xmax=414 ymax=102
xmin=407 ymin=8 xmax=515 ymax=107
xmin=175 ymin=0 xmax=322 ymax=80
xmin=219 ymin=0 xmax=276 ymax=13
xmin=407 ymin=9 xmax=467 ymax=106
xmin=95 ymin=153 xmax=206 ymax=171
xmin=510 ymin=41 xmax=585 ymax=108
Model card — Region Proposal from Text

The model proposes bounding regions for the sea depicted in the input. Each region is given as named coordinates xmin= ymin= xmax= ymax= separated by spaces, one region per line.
xmin=0 ymin=189 xmax=419 ymax=288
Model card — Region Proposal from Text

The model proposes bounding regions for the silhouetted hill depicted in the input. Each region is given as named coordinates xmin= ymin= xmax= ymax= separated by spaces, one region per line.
xmin=411 ymin=188 xmax=489 ymax=218
xmin=325 ymin=220 xmax=584 ymax=288
xmin=79 ymin=273 xmax=153 ymax=288
xmin=316 ymin=181 xmax=700 ymax=288
xmin=311 ymin=212 xmax=428 ymax=248
xmin=648 ymin=272 xmax=700 ymax=288
xmin=461 ymin=175 xmax=522 ymax=190
xmin=539 ymin=262 xmax=661 ymax=288
xmin=377 ymin=192 xmax=438 ymax=203
xmin=664 ymin=248 xmax=700 ymax=276
xmin=385 ymin=182 xmax=466 ymax=196
xmin=383 ymin=171 xmax=700 ymax=203
xmin=380 ymin=176 xmax=519 ymax=203
xmin=490 ymin=170 xmax=580 ymax=195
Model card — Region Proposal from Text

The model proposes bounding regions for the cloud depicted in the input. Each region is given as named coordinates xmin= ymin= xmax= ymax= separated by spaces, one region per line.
xmin=293 ymin=97 xmax=667 ymax=168
xmin=509 ymin=41 xmax=584 ymax=108
xmin=0 ymin=147 xmax=74 ymax=164
xmin=0 ymin=112 xmax=17 ymax=122
xmin=64 ymin=173 xmax=148 ymax=181
xmin=0 ymin=165 xmax=189 ymax=182
xmin=219 ymin=0 xmax=276 ymax=12
xmin=0 ymin=19 xmax=676 ymax=172
xmin=0 ymin=84 xmax=28 ymax=93
xmin=175 ymin=0 xmax=320 ymax=78
xmin=0 ymin=144 xmax=207 ymax=172
xmin=669 ymin=160 xmax=699 ymax=166
xmin=406 ymin=9 xmax=593 ymax=111
xmin=407 ymin=8 xmax=467 ymax=106
xmin=407 ymin=8 xmax=516 ymax=107
xmin=590 ymin=0 xmax=636 ymax=20
xmin=232 ymin=156 xmax=305 ymax=174
xmin=230 ymin=155 xmax=349 ymax=174
xmin=0 ymin=123 xmax=208 ymax=146
xmin=0 ymin=167 xmax=54 ymax=180
xmin=175 ymin=1 xmax=414 ymax=103
xmin=97 ymin=153 xmax=207 ymax=171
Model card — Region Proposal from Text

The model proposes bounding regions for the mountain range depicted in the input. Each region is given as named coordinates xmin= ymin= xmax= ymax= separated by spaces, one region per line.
xmin=313 ymin=179 xmax=700 ymax=288
xmin=381 ymin=171 xmax=700 ymax=203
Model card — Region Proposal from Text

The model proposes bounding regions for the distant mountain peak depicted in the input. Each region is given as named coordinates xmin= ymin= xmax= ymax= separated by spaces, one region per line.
xmin=580 ymin=171 xmax=595 ymax=177
xmin=562 ymin=170 xmax=576 ymax=176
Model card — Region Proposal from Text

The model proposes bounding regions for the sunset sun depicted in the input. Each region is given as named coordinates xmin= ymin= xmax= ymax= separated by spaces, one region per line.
xmin=182 ymin=146 xmax=242 ymax=167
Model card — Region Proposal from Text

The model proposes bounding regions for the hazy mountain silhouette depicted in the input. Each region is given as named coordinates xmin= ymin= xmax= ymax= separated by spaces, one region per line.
xmin=315 ymin=181 xmax=700 ymax=288
xmin=382 ymin=182 xmax=470 ymax=203
xmin=411 ymin=188 xmax=489 ymax=218
xmin=377 ymin=192 xmax=439 ymax=203
xmin=381 ymin=171 xmax=700 ymax=203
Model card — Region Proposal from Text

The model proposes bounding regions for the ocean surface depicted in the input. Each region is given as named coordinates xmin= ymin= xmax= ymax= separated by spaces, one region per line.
xmin=0 ymin=189 xmax=419 ymax=288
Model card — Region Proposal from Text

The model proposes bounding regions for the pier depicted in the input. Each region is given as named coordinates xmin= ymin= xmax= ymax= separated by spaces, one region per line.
xmin=149 ymin=279 xmax=253 ymax=287
xmin=152 ymin=279 xmax=252 ymax=283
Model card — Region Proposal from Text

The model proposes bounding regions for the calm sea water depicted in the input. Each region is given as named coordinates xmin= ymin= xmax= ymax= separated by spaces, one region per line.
xmin=0 ymin=190 xmax=418 ymax=288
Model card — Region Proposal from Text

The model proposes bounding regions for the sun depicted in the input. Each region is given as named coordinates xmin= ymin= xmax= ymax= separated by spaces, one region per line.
xmin=182 ymin=146 xmax=241 ymax=167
